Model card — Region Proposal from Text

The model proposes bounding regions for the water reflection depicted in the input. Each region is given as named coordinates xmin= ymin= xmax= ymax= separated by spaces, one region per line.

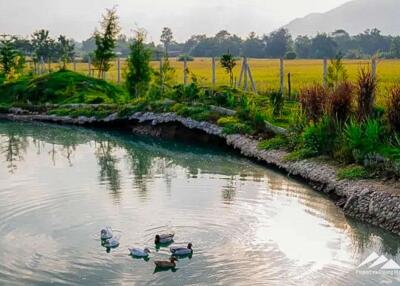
xmin=0 ymin=120 xmax=399 ymax=285
xmin=95 ymin=141 xmax=121 ymax=194
xmin=0 ymin=131 xmax=28 ymax=173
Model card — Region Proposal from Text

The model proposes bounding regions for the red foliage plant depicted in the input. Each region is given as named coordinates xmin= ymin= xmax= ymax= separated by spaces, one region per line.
xmin=299 ymin=84 xmax=327 ymax=122
xmin=356 ymin=68 xmax=377 ymax=122
xmin=328 ymin=81 xmax=354 ymax=122
xmin=387 ymin=86 xmax=400 ymax=132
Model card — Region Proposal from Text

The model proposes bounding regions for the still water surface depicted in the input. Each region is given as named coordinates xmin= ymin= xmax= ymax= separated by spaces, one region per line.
xmin=0 ymin=120 xmax=399 ymax=286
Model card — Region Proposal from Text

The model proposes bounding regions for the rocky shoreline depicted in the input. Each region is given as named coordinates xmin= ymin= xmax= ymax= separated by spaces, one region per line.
xmin=1 ymin=110 xmax=399 ymax=236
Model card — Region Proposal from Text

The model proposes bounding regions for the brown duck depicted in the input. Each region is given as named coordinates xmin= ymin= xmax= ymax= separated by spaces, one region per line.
xmin=154 ymin=257 xmax=178 ymax=269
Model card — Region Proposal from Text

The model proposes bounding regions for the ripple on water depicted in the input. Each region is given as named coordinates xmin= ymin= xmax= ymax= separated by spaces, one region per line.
xmin=0 ymin=121 xmax=399 ymax=285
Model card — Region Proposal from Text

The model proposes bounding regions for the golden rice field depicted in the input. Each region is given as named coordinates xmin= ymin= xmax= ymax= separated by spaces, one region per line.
xmin=41 ymin=58 xmax=400 ymax=105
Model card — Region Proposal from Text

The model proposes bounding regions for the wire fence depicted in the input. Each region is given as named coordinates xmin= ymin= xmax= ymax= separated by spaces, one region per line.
xmin=28 ymin=57 xmax=400 ymax=104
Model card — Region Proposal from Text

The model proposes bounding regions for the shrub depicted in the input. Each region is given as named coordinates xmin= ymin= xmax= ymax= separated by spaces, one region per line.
xmin=217 ymin=116 xmax=253 ymax=135
xmin=302 ymin=116 xmax=336 ymax=156
xmin=258 ymin=136 xmax=288 ymax=150
xmin=327 ymin=55 xmax=348 ymax=88
xmin=285 ymin=51 xmax=297 ymax=60
xmin=356 ymin=68 xmax=376 ymax=122
xmin=177 ymin=54 xmax=194 ymax=62
xmin=222 ymin=123 xmax=253 ymax=135
xmin=220 ymin=53 xmax=237 ymax=87
xmin=287 ymin=111 xmax=308 ymax=150
xmin=299 ymin=84 xmax=327 ymax=122
xmin=387 ymin=86 xmax=400 ymax=132
xmin=172 ymin=83 xmax=200 ymax=101
xmin=337 ymin=165 xmax=369 ymax=180
xmin=270 ymin=91 xmax=284 ymax=117
xmin=327 ymin=81 xmax=354 ymax=122
xmin=343 ymin=119 xmax=382 ymax=163
xmin=217 ymin=116 xmax=239 ymax=127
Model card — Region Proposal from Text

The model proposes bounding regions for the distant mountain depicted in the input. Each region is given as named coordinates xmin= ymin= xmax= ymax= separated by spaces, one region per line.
xmin=284 ymin=0 xmax=400 ymax=36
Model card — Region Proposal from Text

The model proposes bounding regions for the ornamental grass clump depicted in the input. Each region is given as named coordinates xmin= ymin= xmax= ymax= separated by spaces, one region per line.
xmin=356 ymin=68 xmax=377 ymax=122
xmin=387 ymin=86 xmax=400 ymax=132
xmin=327 ymin=81 xmax=354 ymax=123
xmin=299 ymin=84 xmax=327 ymax=123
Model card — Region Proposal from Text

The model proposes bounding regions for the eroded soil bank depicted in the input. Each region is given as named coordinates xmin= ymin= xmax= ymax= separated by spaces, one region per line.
xmin=1 ymin=110 xmax=399 ymax=236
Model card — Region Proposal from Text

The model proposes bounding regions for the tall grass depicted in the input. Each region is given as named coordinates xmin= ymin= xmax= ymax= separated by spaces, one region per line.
xmin=327 ymin=81 xmax=354 ymax=122
xmin=299 ymin=84 xmax=327 ymax=122
xmin=356 ymin=68 xmax=377 ymax=121
xmin=387 ymin=86 xmax=400 ymax=132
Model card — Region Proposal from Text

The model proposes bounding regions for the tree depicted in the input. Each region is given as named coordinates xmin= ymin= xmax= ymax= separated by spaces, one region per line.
xmin=160 ymin=27 xmax=173 ymax=55
xmin=355 ymin=29 xmax=390 ymax=56
xmin=390 ymin=37 xmax=400 ymax=58
xmin=310 ymin=33 xmax=338 ymax=58
xmin=327 ymin=54 xmax=348 ymax=88
xmin=332 ymin=29 xmax=353 ymax=55
xmin=242 ymin=32 xmax=265 ymax=58
xmin=93 ymin=7 xmax=121 ymax=78
xmin=57 ymin=35 xmax=75 ymax=70
xmin=264 ymin=28 xmax=292 ymax=58
xmin=220 ymin=53 xmax=236 ymax=87
xmin=13 ymin=38 xmax=33 ymax=56
xmin=126 ymin=29 xmax=152 ymax=98
xmin=31 ymin=29 xmax=55 ymax=63
xmin=0 ymin=35 xmax=25 ymax=80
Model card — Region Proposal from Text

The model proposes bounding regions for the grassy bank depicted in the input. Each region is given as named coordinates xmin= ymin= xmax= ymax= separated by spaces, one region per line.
xmin=0 ymin=70 xmax=128 ymax=106
xmin=1 ymin=68 xmax=400 ymax=181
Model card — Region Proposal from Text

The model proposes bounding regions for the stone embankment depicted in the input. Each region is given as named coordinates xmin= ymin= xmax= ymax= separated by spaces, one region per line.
xmin=1 ymin=110 xmax=399 ymax=236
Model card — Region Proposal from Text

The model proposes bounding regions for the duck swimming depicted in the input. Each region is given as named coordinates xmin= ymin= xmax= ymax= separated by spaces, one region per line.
xmin=154 ymin=257 xmax=178 ymax=269
xmin=170 ymin=243 xmax=193 ymax=256
xmin=102 ymin=236 xmax=120 ymax=248
xmin=100 ymin=227 xmax=113 ymax=240
xmin=129 ymin=247 xmax=151 ymax=258
xmin=155 ymin=233 xmax=174 ymax=244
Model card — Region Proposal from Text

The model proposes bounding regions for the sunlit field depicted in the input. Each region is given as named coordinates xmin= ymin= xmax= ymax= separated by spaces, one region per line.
xmin=40 ymin=58 xmax=400 ymax=105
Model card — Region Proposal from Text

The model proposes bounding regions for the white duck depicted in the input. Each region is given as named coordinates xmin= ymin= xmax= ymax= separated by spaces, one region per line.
xmin=155 ymin=233 xmax=175 ymax=244
xmin=103 ymin=236 xmax=120 ymax=248
xmin=100 ymin=227 xmax=113 ymax=240
xmin=170 ymin=243 xmax=193 ymax=256
xmin=129 ymin=247 xmax=151 ymax=258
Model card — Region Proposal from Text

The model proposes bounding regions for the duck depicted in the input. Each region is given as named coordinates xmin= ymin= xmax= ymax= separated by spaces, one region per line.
xmin=154 ymin=257 xmax=178 ymax=269
xmin=102 ymin=236 xmax=120 ymax=248
xmin=100 ymin=227 xmax=113 ymax=240
xmin=129 ymin=247 xmax=151 ymax=258
xmin=170 ymin=243 xmax=193 ymax=256
xmin=155 ymin=233 xmax=174 ymax=244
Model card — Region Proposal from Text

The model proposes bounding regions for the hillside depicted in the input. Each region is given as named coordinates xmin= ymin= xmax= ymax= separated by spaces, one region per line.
xmin=284 ymin=0 xmax=400 ymax=36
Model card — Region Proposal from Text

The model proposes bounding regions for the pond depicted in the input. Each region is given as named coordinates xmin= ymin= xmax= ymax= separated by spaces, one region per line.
xmin=0 ymin=120 xmax=399 ymax=285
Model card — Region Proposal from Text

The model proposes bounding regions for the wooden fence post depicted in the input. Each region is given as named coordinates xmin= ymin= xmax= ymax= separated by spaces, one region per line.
xmin=247 ymin=64 xmax=257 ymax=94
xmin=371 ymin=57 xmax=377 ymax=80
xmin=160 ymin=57 xmax=164 ymax=95
xmin=243 ymin=57 xmax=248 ymax=91
xmin=288 ymin=72 xmax=291 ymax=100
xmin=280 ymin=58 xmax=284 ymax=94
xmin=237 ymin=57 xmax=245 ymax=87
xmin=117 ymin=56 xmax=121 ymax=84
xmin=323 ymin=58 xmax=328 ymax=88
xmin=183 ymin=57 xmax=188 ymax=85
xmin=40 ymin=56 xmax=45 ymax=74
xmin=212 ymin=57 xmax=216 ymax=87
xmin=88 ymin=56 xmax=92 ymax=76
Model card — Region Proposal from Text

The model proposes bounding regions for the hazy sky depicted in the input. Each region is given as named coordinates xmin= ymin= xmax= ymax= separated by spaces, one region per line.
xmin=0 ymin=0 xmax=351 ymax=41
